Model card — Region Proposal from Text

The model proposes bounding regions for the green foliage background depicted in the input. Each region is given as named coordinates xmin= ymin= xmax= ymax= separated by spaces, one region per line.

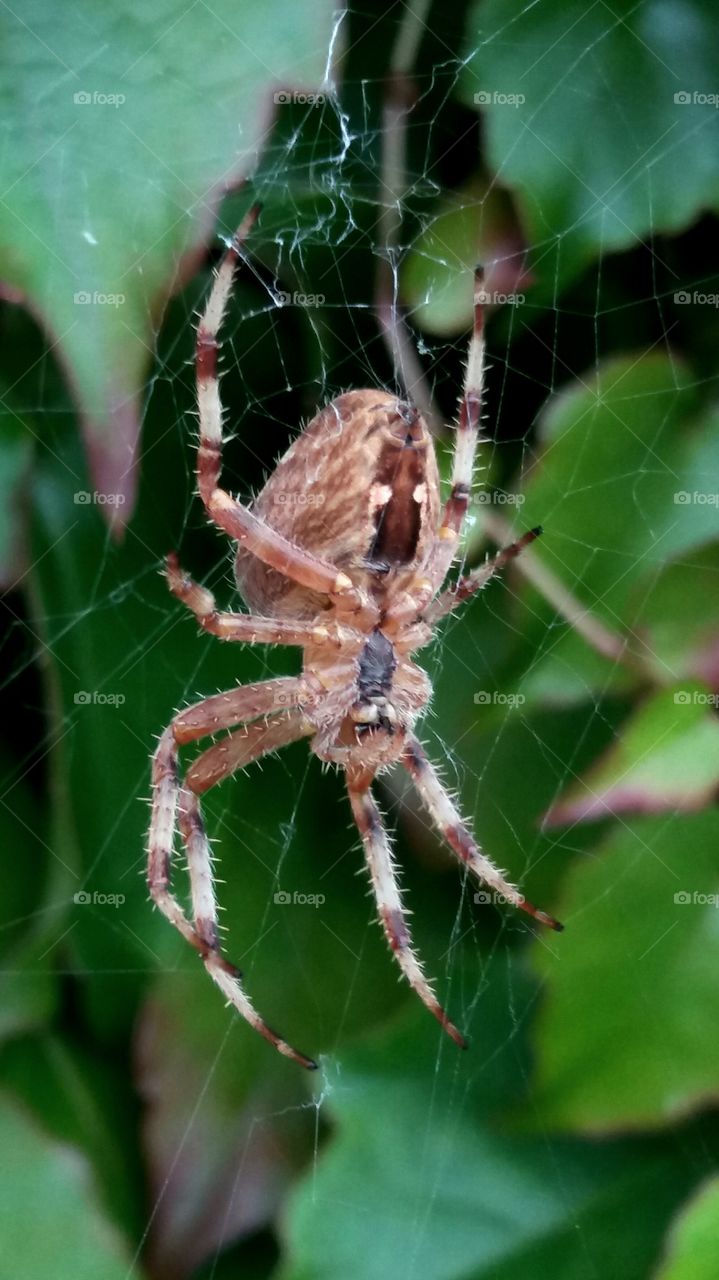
xmin=1 ymin=1 xmax=718 ymax=1277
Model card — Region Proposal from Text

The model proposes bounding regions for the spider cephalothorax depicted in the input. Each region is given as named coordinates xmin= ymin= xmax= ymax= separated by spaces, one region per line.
xmin=148 ymin=205 xmax=561 ymax=1070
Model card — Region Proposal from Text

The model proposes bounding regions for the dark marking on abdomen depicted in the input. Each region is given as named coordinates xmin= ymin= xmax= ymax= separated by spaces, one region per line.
xmin=357 ymin=629 xmax=396 ymax=701
xmin=367 ymin=436 xmax=426 ymax=568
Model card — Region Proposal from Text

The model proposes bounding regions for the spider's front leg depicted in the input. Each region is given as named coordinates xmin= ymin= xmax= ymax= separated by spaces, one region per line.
xmin=194 ymin=207 xmax=364 ymax=616
xmin=347 ymin=773 xmax=467 ymax=1049
xmin=385 ymin=266 xmax=487 ymax=628
xmin=148 ymin=682 xmax=317 ymax=1068
xmin=165 ymin=553 xmax=344 ymax=648
xmin=425 ymin=526 xmax=542 ymax=625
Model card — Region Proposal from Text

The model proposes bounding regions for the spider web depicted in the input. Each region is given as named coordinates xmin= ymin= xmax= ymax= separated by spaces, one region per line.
xmin=3 ymin=3 xmax=719 ymax=1278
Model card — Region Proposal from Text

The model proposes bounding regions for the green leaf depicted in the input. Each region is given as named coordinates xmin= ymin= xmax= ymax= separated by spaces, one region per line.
xmin=626 ymin=541 xmax=719 ymax=685
xmin=656 ymin=1177 xmax=719 ymax=1280
xmin=1 ymin=0 xmax=337 ymax=523
xmin=0 ymin=1090 xmax=141 ymax=1279
xmin=0 ymin=1035 xmax=144 ymax=1241
xmin=532 ymin=812 xmax=719 ymax=1130
xmin=544 ymin=683 xmax=719 ymax=825
xmin=460 ymin=0 xmax=719 ymax=287
xmin=279 ymin=957 xmax=700 ymax=1280
xmin=517 ymin=358 xmax=719 ymax=703
xmin=400 ymin=184 xmax=531 ymax=335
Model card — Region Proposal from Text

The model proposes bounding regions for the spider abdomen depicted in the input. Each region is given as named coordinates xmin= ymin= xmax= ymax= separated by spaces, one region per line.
xmin=234 ymin=389 xmax=440 ymax=619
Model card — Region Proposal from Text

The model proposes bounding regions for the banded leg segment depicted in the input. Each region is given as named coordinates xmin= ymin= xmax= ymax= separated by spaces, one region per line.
xmin=402 ymin=737 xmax=563 ymax=932
xmin=166 ymin=554 xmax=338 ymax=647
xmin=195 ymin=209 xmax=362 ymax=612
xmin=176 ymin=783 xmax=317 ymax=1069
xmin=148 ymin=698 xmax=317 ymax=1068
xmin=347 ymin=779 xmax=467 ymax=1049
xmin=385 ymin=268 xmax=487 ymax=626
xmin=426 ymin=527 xmax=542 ymax=625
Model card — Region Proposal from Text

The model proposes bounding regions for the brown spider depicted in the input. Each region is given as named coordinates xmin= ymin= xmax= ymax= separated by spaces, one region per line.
xmin=148 ymin=205 xmax=562 ymax=1069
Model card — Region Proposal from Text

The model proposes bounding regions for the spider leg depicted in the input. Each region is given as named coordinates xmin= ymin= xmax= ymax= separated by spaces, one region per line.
xmin=148 ymin=703 xmax=317 ymax=1068
xmin=426 ymin=527 xmax=542 ymax=625
xmin=346 ymin=775 xmax=467 ymax=1049
xmin=165 ymin=553 xmax=341 ymax=647
xmin=401 ymin=737 xmax=563 ymax=932
xmin=195 ymin=208 xmax=362 ymax=613
xmin=173 ymin=677 xmax=304 ymax=745
xmin=186 ymin=710 xmax=312 ymax=793
xmin=385 ymin=269 xmax=487 ymax=627
xmin=176 ymin=783 xmax=316 ymax=1069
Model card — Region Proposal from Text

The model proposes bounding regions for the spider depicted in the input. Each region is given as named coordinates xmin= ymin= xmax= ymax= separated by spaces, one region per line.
xmin=148 ymin=205 xmax=562 ymax=1070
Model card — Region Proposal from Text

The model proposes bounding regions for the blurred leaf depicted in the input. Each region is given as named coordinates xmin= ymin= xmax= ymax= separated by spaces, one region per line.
xmin=0 ymin=743 xmax=58 ymax=1041
xmin=0 ymin=405 xmax=32 ymax=583
xmin=460 ymin=0 xmax=719 ymax=288
xmin=0 ymin=1034 xmax=143 ymax=1240
xmin=0 ymin=0 xmax=336 ymax=526
xmin=532 ymin=812 xmax=719 ymax=1130
xmin=0 ymin=1090 xmax=142 ymax=1279
xmin=518 ymin=358 xmax=719 ymax=703
xmin=401 ymin=184 xmax=531 ymax=335
xmin=629 ymin=541 xmax=719 ymax=686
xmin=279 ymin=956 xmax=702 ymax=1280
xmin=544 ymin=683 xmax=719 ymax=825
xmin=655 ymin=1177 xmax=719 ymax=1280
